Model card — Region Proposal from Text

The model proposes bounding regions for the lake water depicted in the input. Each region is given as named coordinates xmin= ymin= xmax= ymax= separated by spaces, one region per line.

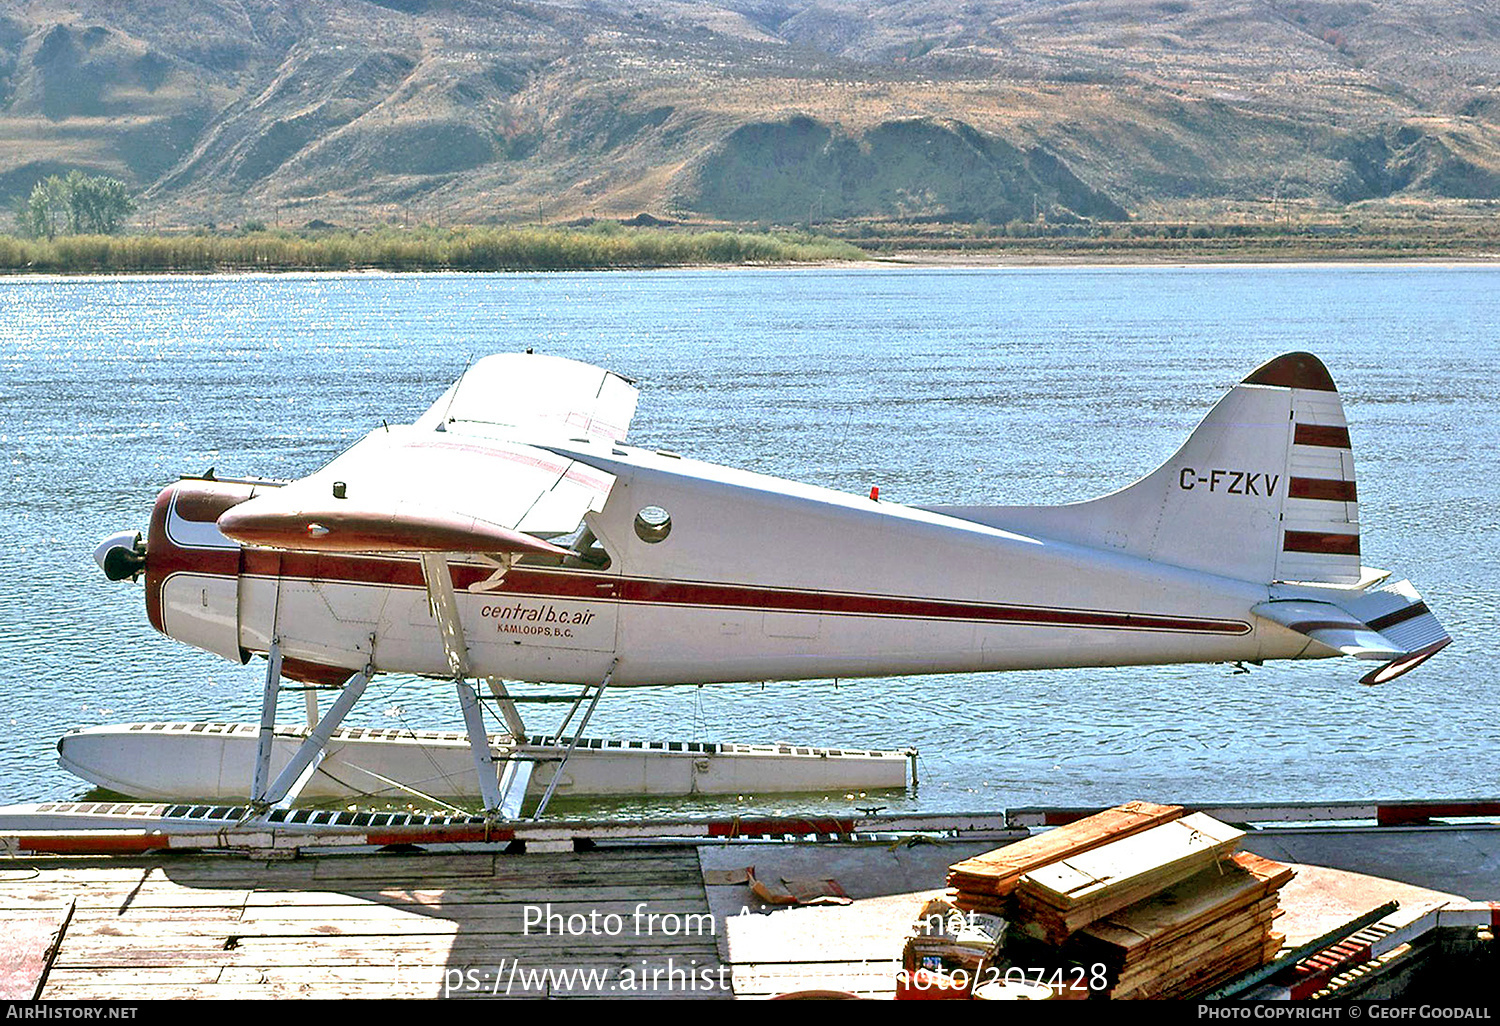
xmin=1 ymin=264 xmax=1496 ymax=818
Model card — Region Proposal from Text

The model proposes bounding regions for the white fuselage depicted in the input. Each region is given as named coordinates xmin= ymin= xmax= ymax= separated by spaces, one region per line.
xmin=153 ymin=441 xmax=1309 ymax=688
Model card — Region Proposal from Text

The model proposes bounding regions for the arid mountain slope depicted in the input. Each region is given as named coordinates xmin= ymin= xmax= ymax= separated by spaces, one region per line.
xmin=1 ymin=0 xmax=1497 ymax=226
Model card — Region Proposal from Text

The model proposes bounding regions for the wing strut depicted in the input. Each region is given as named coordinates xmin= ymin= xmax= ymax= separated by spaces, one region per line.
xmin=420 ymin=554 xmax=470 ymax=679
xmin=422 ymin=553 xmax=535 ymax=817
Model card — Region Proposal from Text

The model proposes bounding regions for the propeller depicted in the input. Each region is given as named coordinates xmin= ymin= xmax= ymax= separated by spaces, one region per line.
xmin=94 ymin=530 xmax=146 ymax=582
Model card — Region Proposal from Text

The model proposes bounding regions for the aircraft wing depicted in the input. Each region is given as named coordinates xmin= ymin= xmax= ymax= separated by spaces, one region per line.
xmin=413 ymin=352 xmax=638 ymax=442
xmin=216 ymin=354 xmax=632 ymax=556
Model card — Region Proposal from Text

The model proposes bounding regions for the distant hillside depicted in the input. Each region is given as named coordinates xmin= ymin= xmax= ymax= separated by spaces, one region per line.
xmin=1 ymin=0 xmax=1498 ymax=227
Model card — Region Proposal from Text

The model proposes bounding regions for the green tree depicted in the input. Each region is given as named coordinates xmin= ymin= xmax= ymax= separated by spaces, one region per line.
xmin=15 ymin=172 xmax=136 ymax=238
xmin=15 ymin=177 xmax=66 ymax=239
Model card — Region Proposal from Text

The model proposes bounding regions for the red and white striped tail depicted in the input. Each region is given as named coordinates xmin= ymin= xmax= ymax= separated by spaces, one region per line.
xmin=1250 ymin=354 xmax=1362 ymax=585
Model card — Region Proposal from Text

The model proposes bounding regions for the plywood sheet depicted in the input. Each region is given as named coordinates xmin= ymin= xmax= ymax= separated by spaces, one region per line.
xmin=0 ymin=904 xmax=71 ymax=999
xmin=1020 ymin=813 xmax=1244 ymax=909
xmin=948 ymin=802 xmax=1184 ymax=897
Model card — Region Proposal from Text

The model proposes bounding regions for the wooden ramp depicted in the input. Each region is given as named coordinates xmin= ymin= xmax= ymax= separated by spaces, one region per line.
xmin=0 ymin=900 xmax=72 ymax=999
xmin=0 ymin=848 xmax=729 ymax=999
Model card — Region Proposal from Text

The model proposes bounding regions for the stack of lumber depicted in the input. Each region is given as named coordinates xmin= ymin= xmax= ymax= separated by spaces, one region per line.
xmin=1013 ymin=812 xmax=1246 ymax=945
xmin=945 ymin=802 xmax=1294 ymax=1000
xmin=1071 ymin=851 xmax=1293 ymax=1000
xmin=948 ymin=801 xmax=1186 ymax=915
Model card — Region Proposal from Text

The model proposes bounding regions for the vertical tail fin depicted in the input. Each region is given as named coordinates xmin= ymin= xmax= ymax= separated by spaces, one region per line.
xmin=931 ymin=353 xmax=1360 ymax=585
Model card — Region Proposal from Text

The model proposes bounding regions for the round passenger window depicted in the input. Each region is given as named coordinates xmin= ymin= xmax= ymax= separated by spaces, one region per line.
xmin=634 ymin=506 xmax=672 ymax=543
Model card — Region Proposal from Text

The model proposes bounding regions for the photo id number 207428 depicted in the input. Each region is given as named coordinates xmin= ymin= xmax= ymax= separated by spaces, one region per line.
xmin=995 ymin=964 xmax=1110 ymax=992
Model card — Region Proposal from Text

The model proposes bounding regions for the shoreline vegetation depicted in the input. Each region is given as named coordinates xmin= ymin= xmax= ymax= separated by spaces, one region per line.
xmin=0 ymin=225 xmax=865 ymax=274
xmin=839 ymin=212 xmax=1500 ymax=264
xmin=1 ymin=217 xmax=1497 ymax=275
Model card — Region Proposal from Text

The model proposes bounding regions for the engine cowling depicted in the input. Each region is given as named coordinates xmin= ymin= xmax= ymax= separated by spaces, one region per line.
xmin=142 ymin=479 xmax=258 ymax=664
xmin=103 ymin=477 xmax=375 ymax=685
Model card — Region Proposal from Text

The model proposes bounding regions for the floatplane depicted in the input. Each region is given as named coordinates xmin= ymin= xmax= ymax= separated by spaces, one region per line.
xmin=76 ymin=351 xmax=1447 ymax=820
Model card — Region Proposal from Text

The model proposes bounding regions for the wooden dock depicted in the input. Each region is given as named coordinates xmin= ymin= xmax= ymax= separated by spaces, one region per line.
xmin=1 ymin=811 xmax=1495 ymax=1000
xmin=1 ymin=847 xmax=730 ymax=999
xmin=0 ymin=833 xmax=1021 ymax=1000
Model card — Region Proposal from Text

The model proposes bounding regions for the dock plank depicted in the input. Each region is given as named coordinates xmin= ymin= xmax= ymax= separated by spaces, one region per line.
xmin=18 ymin=847 xmax=730 ymax=1000
xmin=242 ymin=884 xmax=707 ymax=907
xmin=44 ymin=966 xmax=224 ymax=986
xmin=59 ymin=918 xmax=723 ymax=945
xmin=236 ymin=899 xmax=714 ymax=924
xmin=52 ymin=940 xmax=720 ymax=969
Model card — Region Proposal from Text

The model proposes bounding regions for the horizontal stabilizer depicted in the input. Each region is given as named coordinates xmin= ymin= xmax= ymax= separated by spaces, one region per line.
xmin=1252 ymin=600 xmax=1405 ymax=661
xmin=1330 ymin=577 xmax=1451 ymax=655
xmin=1255 ymin=576 xmax=1451 ymax=684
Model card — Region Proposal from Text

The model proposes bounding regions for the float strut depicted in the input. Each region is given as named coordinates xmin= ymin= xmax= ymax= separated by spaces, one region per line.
xmin=457 ymin=678 xmax=504 ymax=814
xmin=258 ymin=665 xmax=371 ymax=810
xmin=531 ymin=661 xmax=616 ymax=821
xmin=548 ymin=684 xmax=591 ymax=745
xmin=485 ymin=677 xmax=528 ymax=740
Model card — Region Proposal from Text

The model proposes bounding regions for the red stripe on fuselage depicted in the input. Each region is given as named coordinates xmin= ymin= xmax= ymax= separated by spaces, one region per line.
xmin=610 ymin=577 xmax=1249 ymax=634
xmin=147 ymin=475 xmax=1253 ymax=641
xmin=228 ymin=558 xmax=1251 ymax=636
xmin=151 ymin=490 xmax=1253 ymax=639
